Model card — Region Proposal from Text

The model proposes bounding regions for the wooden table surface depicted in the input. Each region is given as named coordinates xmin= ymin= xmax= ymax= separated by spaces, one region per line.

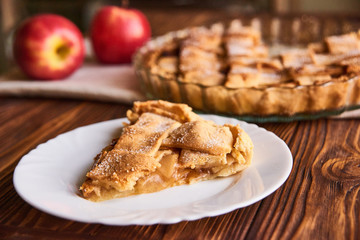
xmin=1 ymin=8 xmax=360 ymax=240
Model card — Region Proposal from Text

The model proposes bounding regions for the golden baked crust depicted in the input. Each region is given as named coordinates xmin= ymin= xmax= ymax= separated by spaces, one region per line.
xmin=127 ymin=100 xmax=202 ymax=123
xmin=80 ymin=100 xmax=253 ymax=201
xmin=134 ymin=19 xmax=360 ymax=117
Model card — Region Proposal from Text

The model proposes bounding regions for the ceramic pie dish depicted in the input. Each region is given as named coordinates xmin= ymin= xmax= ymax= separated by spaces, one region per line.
xmin=133 ymin=15 xmax=360 ymax=122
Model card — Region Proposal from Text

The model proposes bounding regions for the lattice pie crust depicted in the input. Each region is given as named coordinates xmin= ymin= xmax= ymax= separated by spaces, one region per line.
xmin=134 ymin=20 xmax=360 ymax=116
xmin=80 ymin=100 xmax=253 ymax=201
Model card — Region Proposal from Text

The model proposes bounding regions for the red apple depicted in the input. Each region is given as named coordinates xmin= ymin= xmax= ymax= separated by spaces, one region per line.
xmin=13 ymin=14 xmax=85 ymax=80
xmin=90 ymin=5 xmax=151 ymax=64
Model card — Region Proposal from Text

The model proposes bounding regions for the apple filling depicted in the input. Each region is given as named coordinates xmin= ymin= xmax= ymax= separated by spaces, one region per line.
xmin=80 ymin=100 xmax=253 ymax=202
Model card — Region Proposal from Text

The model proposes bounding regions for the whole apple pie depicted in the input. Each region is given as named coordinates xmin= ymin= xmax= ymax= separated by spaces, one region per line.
xmin=80 ymin=100 xmax=253 ymax=201
xmin=133 ymin=19 xmax=360 ymax=119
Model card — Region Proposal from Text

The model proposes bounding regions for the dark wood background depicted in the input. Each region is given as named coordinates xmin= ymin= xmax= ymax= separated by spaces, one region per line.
xmin=1 ymin=8 xmax=360 ymax=240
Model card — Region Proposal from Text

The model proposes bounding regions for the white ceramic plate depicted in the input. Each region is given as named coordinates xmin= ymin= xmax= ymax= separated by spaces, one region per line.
xmin=13 ymin=115 xmax=293 ymax=225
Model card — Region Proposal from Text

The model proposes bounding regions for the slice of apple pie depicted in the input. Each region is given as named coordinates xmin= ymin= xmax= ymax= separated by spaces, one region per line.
xmin=80 ymin=100 xmax=253 ymax=201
